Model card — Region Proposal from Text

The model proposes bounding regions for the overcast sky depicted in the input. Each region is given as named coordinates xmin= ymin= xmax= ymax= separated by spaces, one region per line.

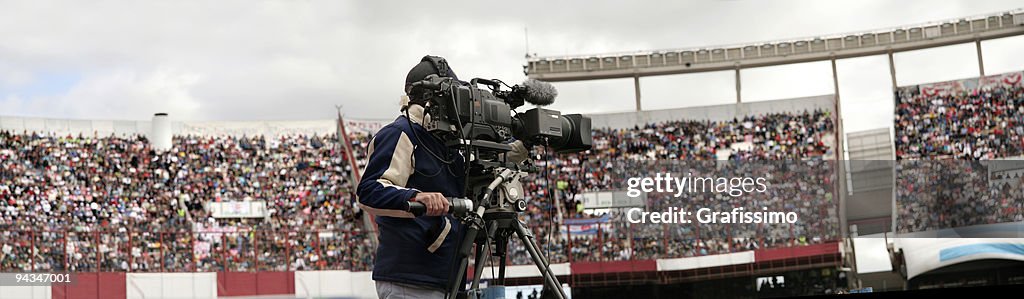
xmin=1 ymin=0 xmax=1022 ymax=133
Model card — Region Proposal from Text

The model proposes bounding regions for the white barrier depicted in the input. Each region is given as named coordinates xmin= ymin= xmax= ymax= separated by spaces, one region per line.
xmin=656 ymin=251 xmax=755 ymax=271
xmin=126 ymin=273 xmax=216 ymax=299
xmin=477 ymin=263 xmax=572 ymax=279
xmin=294 ymin=270 xmax=376 ymax=299
xmin=0 ymin=285 xmax=51 ymax=299
xmin=350 ymin=271 xmax=375 ymax=299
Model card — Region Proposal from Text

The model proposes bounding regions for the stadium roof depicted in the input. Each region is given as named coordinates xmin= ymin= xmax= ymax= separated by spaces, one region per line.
xmin=527 ymin=10 xmax=1024 ymax=81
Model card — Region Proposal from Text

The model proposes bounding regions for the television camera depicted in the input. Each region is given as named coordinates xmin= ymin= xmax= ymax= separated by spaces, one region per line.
xmin=404 ymin=56 xmax=593 ymax=299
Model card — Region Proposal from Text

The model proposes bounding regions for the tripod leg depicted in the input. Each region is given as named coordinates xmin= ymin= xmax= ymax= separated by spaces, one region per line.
xmin=448 ymin=215 xmax=487 ymax=299
xmin=495 ymin=225 xmax=512 ymax=286
xmin=519 ymin=224 xmax=552 ymax=267
xmin=469 ymin=223 xmax=498 ymax=296
xmin=448 ymin=249 xmax=471 ymax=299
xmin=519 ymin=226 xmax=565 ymax=299
xmin=512 ymin=220 xmax=568 ymax=299
xmin=467 ymin=241 xmax=487 ymax=298
xmin=515 ymin=220 xmax=556 ymax=279
xmin=495 ymin=230 xmax=508 ymax=285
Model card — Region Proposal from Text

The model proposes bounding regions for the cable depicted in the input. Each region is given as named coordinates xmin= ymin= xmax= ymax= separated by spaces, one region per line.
xmin=489 ymin=246 xmax=496 ymax=286
xmin=447 ymin=82 xmax=472 ymax=191
xmin=404 ymin=109 xmax=447 ymax=179
xmin=542 ymin=138 xmax=556 ymax=262
xmin=403 ymin=78 xmax=466 ymax=179
xmin=405 ymin=108 xmax=455 ymax=166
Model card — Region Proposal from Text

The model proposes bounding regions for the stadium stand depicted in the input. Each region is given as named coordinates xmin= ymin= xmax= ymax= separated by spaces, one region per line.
xmin=895 ymin=76 xmax=1024 ymax=160
xmin=0 ymin=106 xmax=838 ymax=273
xmin=0 ymin=131 xmax=375 ymax=272
xmin=515 ymin=108 xmax=838 ymax=264
xmin=894 ymin=71 xmax=1024 ymax=233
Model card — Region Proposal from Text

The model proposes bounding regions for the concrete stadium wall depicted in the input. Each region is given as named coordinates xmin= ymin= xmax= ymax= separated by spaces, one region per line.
xmin=586 ymin=94 xmax=836 ymax=129
xmin=0 ymin=115 xmax=389 ymax=137
xmin=0 ymin=243 xmax=839 ymax=298
xmin=0 ymin=116 xmax=156 ymax=137
xmin=179 ymin=120 xmax=337 ymax=137
xmin=1 ymin=95 xmax=833 ymax=136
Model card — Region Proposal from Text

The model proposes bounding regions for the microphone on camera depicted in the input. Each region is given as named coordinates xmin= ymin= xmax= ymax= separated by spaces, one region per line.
xmin=518 ymin=79 xmax=557 ymax=106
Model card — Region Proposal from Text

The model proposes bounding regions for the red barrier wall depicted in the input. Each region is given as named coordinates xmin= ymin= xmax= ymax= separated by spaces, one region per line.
xmin=218 ymin=271 xmax=295 ymax=297
xmin=51 ymin=273 xmax=126 ymax=299
xmin=570 ymin=260 xmax=658 ymax=275
xmin=754 ymin=242 xmax=840 ymax=262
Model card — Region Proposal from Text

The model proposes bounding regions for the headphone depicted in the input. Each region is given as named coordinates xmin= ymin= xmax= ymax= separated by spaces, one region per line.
xmin=404 ymin=55 xmax=456 ymax=109
xmin=420 ymin=55 xmax=452 ymax=79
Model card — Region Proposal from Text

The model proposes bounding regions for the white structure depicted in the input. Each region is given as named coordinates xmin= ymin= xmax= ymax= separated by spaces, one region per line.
xmin=151 ymin=113 xmax=173 ymax=151
xmin=894 ymin=237 xmax=1024 ymax=279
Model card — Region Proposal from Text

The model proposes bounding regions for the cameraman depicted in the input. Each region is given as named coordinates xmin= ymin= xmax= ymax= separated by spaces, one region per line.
xmin=356 ymin=56 xmax=467 ymax=299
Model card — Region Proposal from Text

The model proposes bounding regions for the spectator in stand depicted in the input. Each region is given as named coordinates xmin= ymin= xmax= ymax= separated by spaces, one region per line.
xmin=513 ymin=109 xmax=838 ymax=264
xmin=896 ymin=85 xmax=1024 ymax=160
xmin=895 ymin=83 xmax=1024 ymax=232
xmin=1 ymin=107 xmax=839 ymax=271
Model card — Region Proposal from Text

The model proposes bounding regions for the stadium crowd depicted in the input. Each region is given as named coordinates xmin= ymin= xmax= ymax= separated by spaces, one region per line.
xmin=895 ymin=85 xmax=1024 ymax=160
xmin=1 ymin=108 xmax=839 ymax=271
xmin=514 ymin=108 xmax=838 ymax=263
xmin=895 ymin=82 xmax=1024 ymax=233
xmin=895 ymin=160 xmax=1024 ymax=233
xmin=0 ymin=131 xmax=373 ymax=271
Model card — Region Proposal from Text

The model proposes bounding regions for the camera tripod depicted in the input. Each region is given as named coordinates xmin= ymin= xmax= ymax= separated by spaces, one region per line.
xmin=445 ymin=167 xmax=568 ymax=299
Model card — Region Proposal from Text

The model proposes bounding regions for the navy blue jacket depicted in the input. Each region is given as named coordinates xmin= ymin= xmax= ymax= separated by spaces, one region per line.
xmin=356 ymin=114 xmax=465 ymax=290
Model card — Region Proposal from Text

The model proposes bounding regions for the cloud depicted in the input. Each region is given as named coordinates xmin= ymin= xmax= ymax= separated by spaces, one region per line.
xmin=0 ymin=0 xmax=1020 ymax=136
xmin=1 ymin=67 xmax=204 ymax=119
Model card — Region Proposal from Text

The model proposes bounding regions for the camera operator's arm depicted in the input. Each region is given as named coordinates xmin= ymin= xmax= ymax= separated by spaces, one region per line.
xmin=356 ymin=126 xmax=420 ymax=218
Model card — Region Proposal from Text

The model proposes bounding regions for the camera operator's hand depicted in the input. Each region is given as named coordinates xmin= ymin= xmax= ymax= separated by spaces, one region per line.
xmin=413 ymin=192 xmax=449 ymax=216
xmin=507 ymin=140 xmax=529 ymax=164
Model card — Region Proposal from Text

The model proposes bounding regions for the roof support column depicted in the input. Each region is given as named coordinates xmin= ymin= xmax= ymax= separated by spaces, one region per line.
xmin=887 ymin=50 xmax=897 ymax=92
xmin=976 ymin=39 xmax=985 ymax=76
xmin=832 ymin=58 xmax=848 ymax=240
xmin=634 ymin=75 xmax=642 ymax=111
xmin=735 ymin=67 xmax=742 ymax=104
